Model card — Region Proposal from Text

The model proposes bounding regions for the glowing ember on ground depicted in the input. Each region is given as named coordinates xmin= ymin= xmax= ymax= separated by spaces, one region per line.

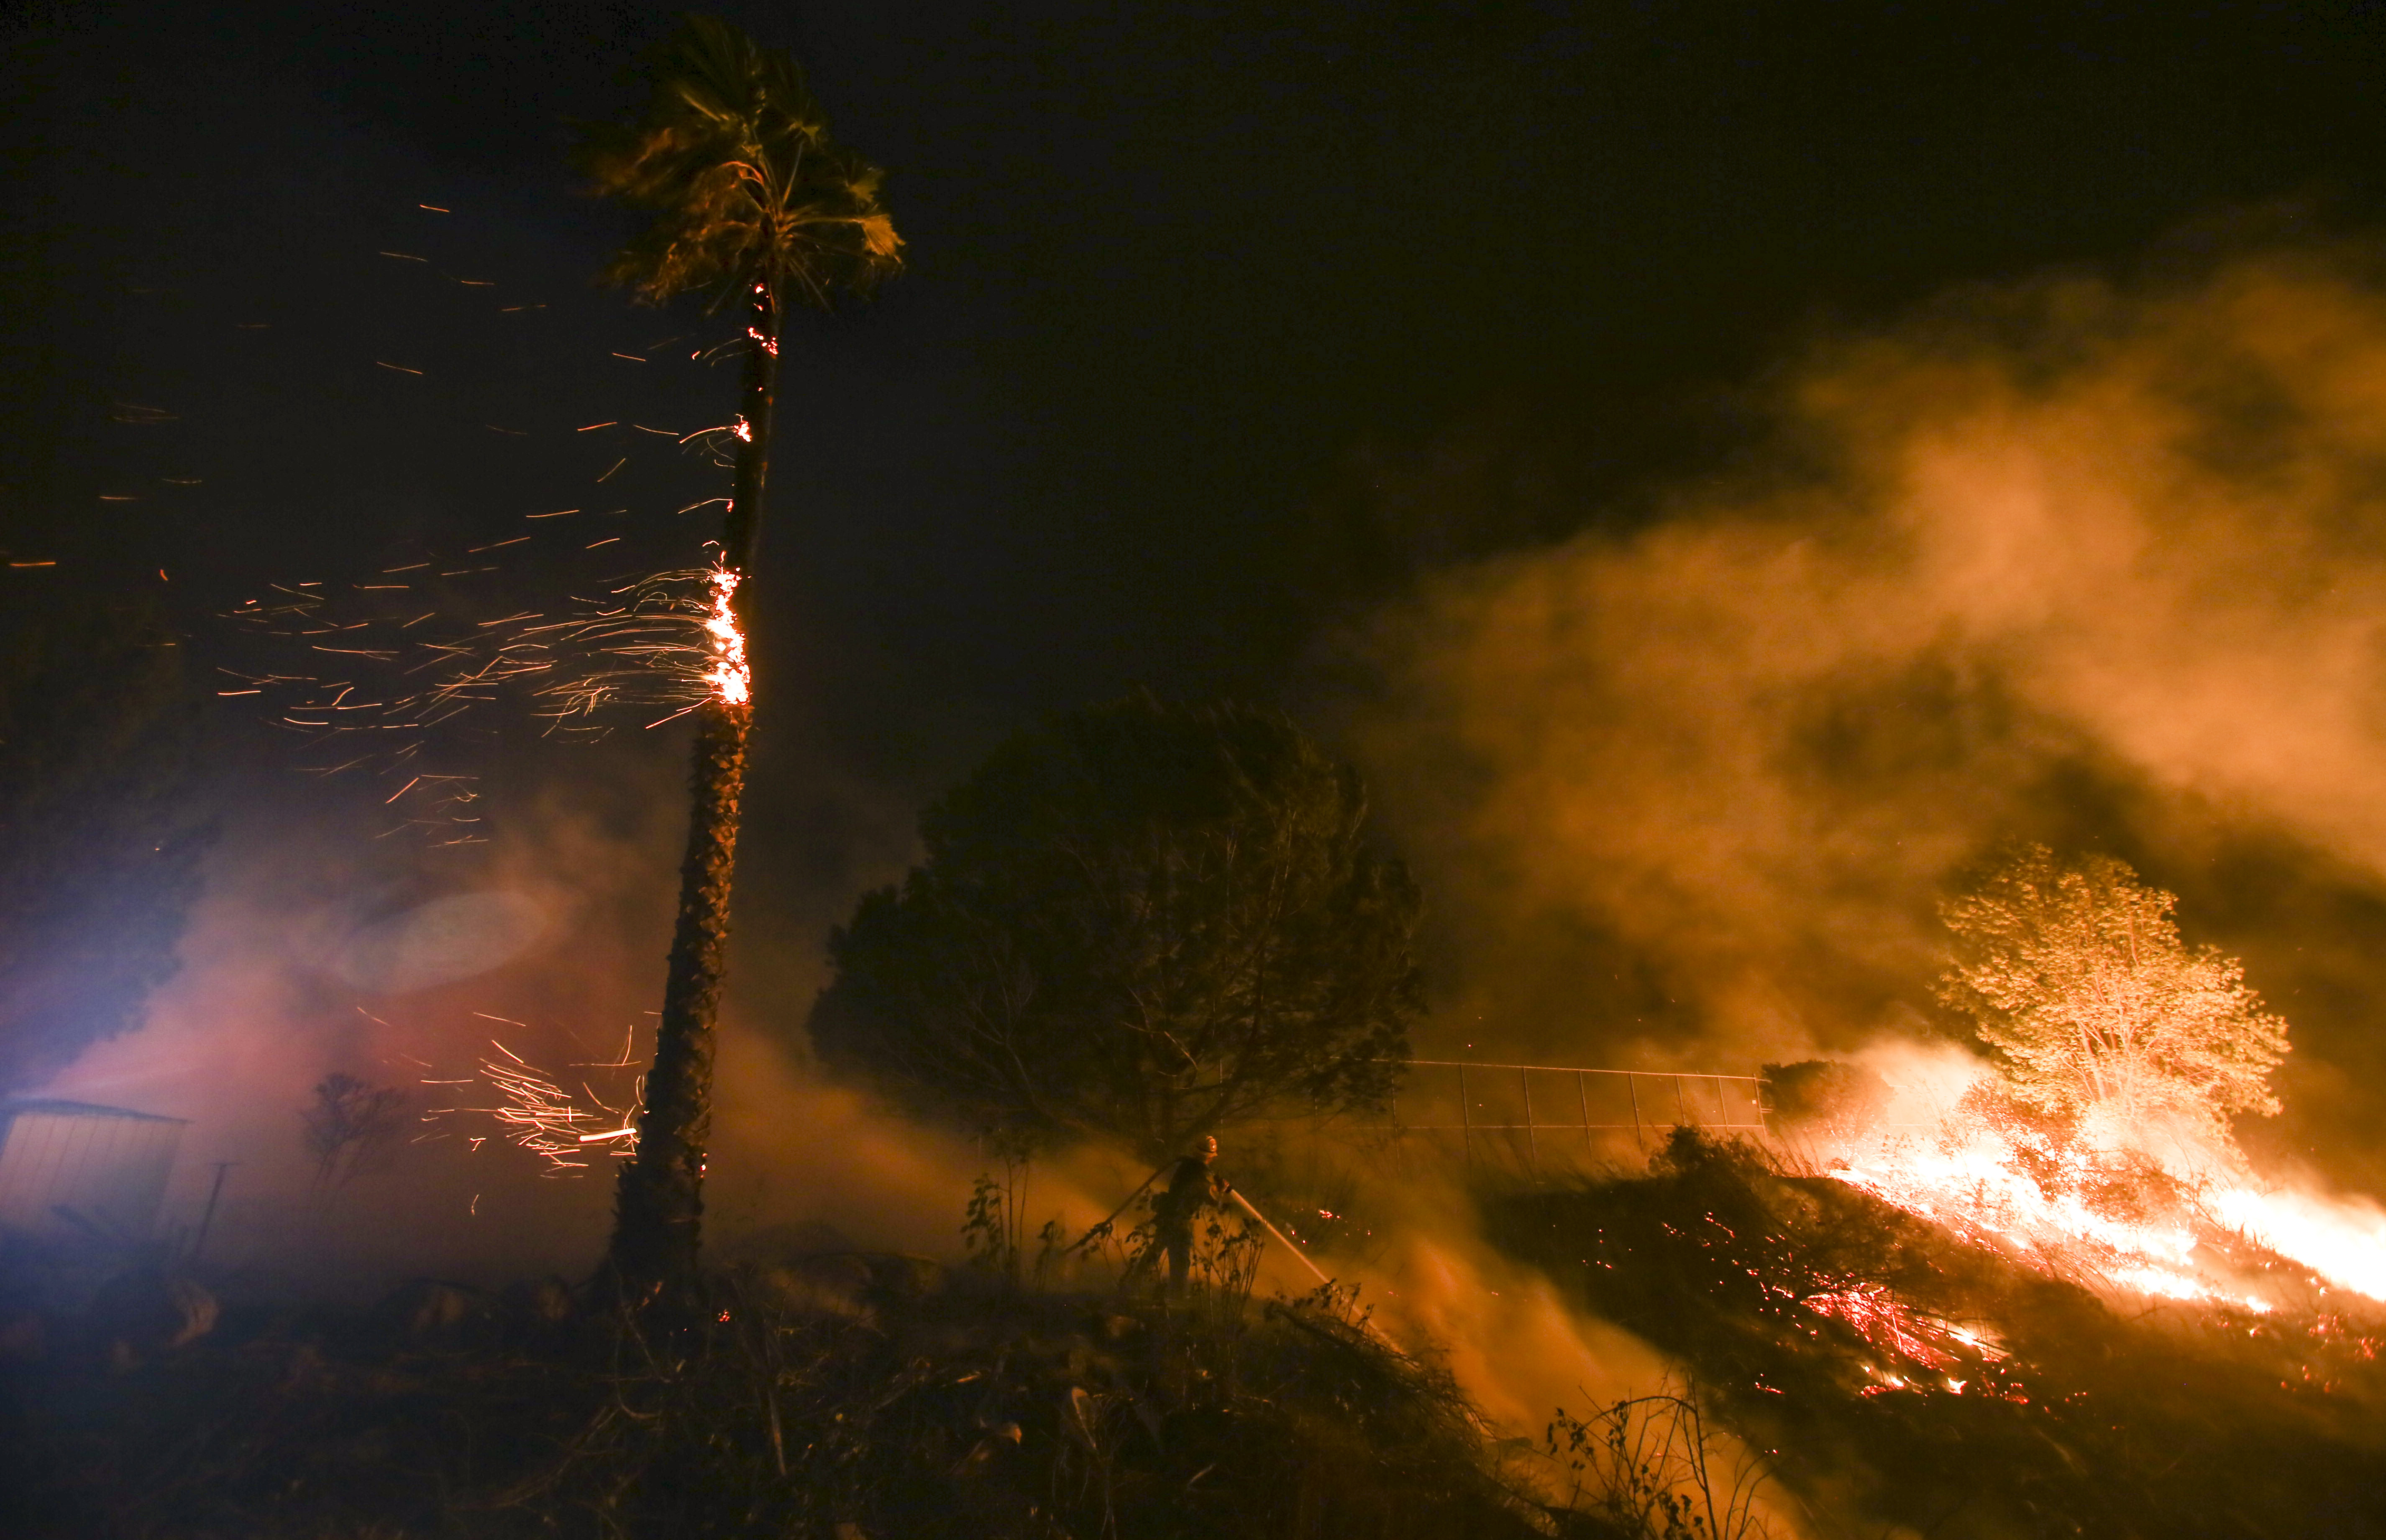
xmin=1802 ymin=1282 xmax=2003 ymax=1371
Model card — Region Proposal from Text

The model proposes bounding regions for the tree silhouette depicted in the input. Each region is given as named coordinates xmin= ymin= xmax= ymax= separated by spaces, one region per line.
xmin=579 ymin=15 xmax=901 ymax=1297
xmin=810 ymin=698 xmax=1422 ymax=1163
xmin=1938 ymin=845 xmax=2289 ymax=1139
xmin=300 ymin=1072 xmax=410 ymax=1189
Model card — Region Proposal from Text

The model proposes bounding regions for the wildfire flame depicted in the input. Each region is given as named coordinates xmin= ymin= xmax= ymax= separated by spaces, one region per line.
xmin=1807 ymin=1060 xmax=2386 ymax=1316
xmin=701 ymin=564 xmax=749 ymax=707
xmin=2207 ymin=1186 xmax=2386 ymax=1303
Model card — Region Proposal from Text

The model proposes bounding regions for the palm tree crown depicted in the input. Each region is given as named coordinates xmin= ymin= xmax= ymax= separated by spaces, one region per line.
xmin=579 ymin=15 xmax=902 ymax=309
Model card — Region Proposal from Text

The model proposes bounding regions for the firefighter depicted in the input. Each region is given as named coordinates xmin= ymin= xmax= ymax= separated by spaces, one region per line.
xmin=1150 ymin=1134 xmax=1228 ymax=1292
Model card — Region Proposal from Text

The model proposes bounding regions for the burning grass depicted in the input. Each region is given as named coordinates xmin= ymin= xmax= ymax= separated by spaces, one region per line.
xmin=1482 ymin=1129 xmax=2386 ymax=1539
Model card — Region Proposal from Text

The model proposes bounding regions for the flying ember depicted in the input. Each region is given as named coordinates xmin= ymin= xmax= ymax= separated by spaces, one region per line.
xmin=423 ymin=1039 xmax=643 ymax=1177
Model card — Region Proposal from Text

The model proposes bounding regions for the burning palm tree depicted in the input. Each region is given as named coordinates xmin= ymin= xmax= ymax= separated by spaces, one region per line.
xmin=579 ymin=15 xmax=901 ymax=1298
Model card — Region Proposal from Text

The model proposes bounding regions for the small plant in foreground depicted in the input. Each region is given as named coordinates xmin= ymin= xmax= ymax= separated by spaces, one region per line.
xmin=1546 ymin=1391 xmax=1782 ymax=1540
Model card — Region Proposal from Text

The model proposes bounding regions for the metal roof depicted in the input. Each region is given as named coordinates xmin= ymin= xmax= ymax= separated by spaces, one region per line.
xmin=0 ymin=1100 xmax=187 ymax=1125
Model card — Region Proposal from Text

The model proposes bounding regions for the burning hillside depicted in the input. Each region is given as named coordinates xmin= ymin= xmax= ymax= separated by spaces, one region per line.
xmin=1447 ymin=834 xmax=2386 ymax=1536
xmin=1486 ymin=1131 xmax=2386 ymax=1538
xmin=1818 ymin=1065 xmax=2386 ymax=1317
xmin=1762 ymin=845 xmax=2386 ymax=1326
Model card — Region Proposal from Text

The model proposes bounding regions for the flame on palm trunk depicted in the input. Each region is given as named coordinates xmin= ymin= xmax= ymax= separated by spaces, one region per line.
xmin=702 ymin=565 xmax=750 ymax=708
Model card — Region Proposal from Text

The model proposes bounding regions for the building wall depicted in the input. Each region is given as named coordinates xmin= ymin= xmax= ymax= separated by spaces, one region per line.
xmin=0 ymin=1101 xmax=187 ymax=1242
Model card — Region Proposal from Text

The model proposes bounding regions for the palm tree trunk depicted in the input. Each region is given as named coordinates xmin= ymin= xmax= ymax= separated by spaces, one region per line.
xmin=609 ymin=282 xmax=781 ymax=1300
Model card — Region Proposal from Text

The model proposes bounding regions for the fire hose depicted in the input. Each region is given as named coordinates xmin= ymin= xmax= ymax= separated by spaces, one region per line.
xmin=1226 ymin=1185 xmax=1404 ymax=1351
xmin=1224 ymin=1186 xmax=1331 ymax=1289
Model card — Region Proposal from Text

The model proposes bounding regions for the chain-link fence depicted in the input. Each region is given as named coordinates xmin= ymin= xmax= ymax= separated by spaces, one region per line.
xmin=1371 ymin=1060 xmax=1770 ymax=1171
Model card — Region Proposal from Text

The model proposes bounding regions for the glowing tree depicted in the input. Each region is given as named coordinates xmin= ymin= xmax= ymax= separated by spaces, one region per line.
xmin=580 ymin=15 xmax=901 ymax=1297
xmin=1938 ymin=845 xmax=2289 ymax=1140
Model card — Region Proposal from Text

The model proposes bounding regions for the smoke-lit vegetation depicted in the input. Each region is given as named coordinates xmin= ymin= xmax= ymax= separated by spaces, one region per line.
xmin=1776 ymin=853 xmax=2386 ymax=1320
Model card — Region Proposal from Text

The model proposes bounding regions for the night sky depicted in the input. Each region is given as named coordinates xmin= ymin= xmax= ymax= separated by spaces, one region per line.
xmin=11 ymin=0 xmax=2386 ymax=1023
